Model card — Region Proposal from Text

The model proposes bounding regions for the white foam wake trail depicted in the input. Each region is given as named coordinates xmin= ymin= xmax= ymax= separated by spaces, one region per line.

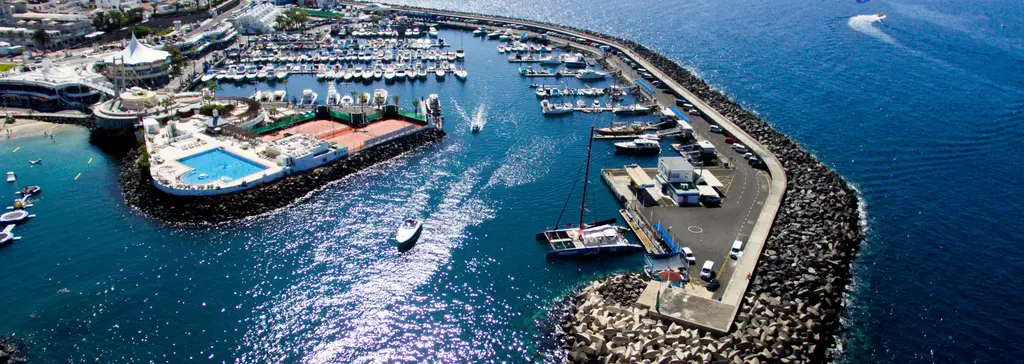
xmin=848 ymin=14 xmax=896 ymax=45
xmin=470 ymin=103 xmax=488 ymax=131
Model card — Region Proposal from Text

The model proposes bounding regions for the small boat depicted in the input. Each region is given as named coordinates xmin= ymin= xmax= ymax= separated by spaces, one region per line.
xmin=340 ymin=95 xmax=354 ymax=106
xmin=0 ymin=224 xmax=19 ymax=245
xmin=395 ymin=218 xmax=423 ymax=248
xmin=576 ymin=68 xmax=607 ymax=80
xmin=276 ymin=69 xmax=289 ymax=80
xmin=383 ymin=66 xmax=396 ymax=82
xmin=613 ymin=104 xmax=652 ymax=115
xmin=614 ymin=138 xmax=661 ymax=155
xmin=540 ymin=100 xmax=573 ymax=115
xmin=300 ymin=89 xmax=318 ymax=105
xmin=454 ymin=68 xmax=468 ymax=81
xmin=5 ymin=172 xmax=14 ymax=183
xmin=435 ymin=68 xmax=446 ymax=80
xmin=373 ymin=88 xmax=388 ymax=105
xmin=17 ymin=186 xmax=41 ymax=196
xmin=273 ymin=90 xmax=287 ymax=101
xmin=326 ymin=83 xmax=339 ymax=105
xmin=28 ymin=159 xmax=41 ymax=165
xmin=0 ymin=209 xmax=33 ymax=224
xmin=200 ymin=72 xmax=216 ymax=82
xmin=428 ymin=26 xmax=438 ymax=38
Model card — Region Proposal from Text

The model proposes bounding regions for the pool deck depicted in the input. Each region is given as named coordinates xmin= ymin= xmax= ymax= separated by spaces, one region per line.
xmin=261 ymin=118 xmax=422 ymax=153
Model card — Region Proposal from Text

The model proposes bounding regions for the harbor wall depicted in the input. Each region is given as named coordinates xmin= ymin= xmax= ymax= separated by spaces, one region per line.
xmin=119 ymin=127 xmax=446 ymax=225
xmin=372 ymin=3 xmax=864 ymax=362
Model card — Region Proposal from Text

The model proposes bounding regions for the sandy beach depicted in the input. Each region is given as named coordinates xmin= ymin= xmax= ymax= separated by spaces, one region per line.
xmin=0 ymin=118 xmax=79 ymax=141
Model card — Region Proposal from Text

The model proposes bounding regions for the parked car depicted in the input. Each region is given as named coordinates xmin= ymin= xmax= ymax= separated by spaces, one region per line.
xmin=682 ymin=247 xmax=696 ymax=265
xmin=709 ymin=125 xmax=722 ymax=133
xmin=700 ymin=260 xmax=715 ymax=280
xmin=732 ymin=144 xmax=748 ymax=153
xmin=730 ymin=240 xmax=744 ymax=259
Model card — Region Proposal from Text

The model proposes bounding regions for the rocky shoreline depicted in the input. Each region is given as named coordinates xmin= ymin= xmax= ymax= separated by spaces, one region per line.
xmin=389 ymin=5 xmax=863 ymax=363
xmin=119 ymin=128 xmax=446 ymax=225
xmin=0 ymin=335 xmax=26 ymax=364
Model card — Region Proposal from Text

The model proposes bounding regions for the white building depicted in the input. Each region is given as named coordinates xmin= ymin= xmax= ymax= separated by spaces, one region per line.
xmin=94 ymin=0 xmax=140 ymax=10
xmin=230 ymin=2 xmax=284 ymax=34
xmin=0 ymin=12 xmax=93 ymax=49
xmin=100 ymin=34 xmax=172 ymax=85
xmin=656 ymin=157 xmax=700 ymax=206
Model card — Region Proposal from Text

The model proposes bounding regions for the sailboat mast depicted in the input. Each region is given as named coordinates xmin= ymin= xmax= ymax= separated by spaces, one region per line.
xmin=579 ymin=126 xmax=595 ymax=231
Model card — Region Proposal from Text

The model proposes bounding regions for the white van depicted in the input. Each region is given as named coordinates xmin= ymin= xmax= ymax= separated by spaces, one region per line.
xmin=682 ymin=247 xmax=696 ymax=265
xmin=730 ymin=240 xmax=744 ymax=259
xmin=700 ymin=260 xmax=715 ymax=280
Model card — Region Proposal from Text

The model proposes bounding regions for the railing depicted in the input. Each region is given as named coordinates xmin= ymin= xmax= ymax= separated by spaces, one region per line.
xmin=250 ymin=111 xmax=315 ymax=134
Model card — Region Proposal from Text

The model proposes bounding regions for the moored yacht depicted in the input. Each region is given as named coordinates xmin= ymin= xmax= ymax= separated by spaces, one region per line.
xmin=300 ymin=89 xmax=318 ymax=105
xmin=576 ymin=68 xmax=607 ymax=80
xmin=613 ymin=138 xmax=661 ymax=154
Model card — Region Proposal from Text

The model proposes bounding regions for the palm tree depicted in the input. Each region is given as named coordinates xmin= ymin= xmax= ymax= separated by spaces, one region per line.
xmin=349 ymin=90 xmax=357 ymax=107
xmin=391 ymin=95 xmax=399 ymax=106
xmin=31 ymin=29 xmax=50 ymax=52
xmin=92 ymin=12 xmax=106 ymax=30
xmin=160 ymin=97 xmax=175 ymax=113
xmin=412 ymin=100 xmax=421 ymax=113
xmin=358 ymin=93 xmax=368 ymax=113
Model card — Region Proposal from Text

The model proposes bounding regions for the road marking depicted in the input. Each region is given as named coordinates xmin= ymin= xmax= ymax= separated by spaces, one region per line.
xmin=687 ymin=226 xmax=703 ymax=233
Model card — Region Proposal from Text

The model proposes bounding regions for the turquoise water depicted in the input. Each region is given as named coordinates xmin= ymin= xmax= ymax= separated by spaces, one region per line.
xmin=177 ymin=148 xmax=267 ymax=185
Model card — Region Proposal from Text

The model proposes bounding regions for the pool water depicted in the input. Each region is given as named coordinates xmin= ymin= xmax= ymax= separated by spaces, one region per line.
xmin=178 ymin=148 xmax=268 ymax=185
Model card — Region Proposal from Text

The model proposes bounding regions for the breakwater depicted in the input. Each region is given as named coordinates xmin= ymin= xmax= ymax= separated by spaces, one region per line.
xmin=0 ymin=335 xmax=26 ymax=363
xmin=381 ymin=3 xmax=864 ymax=362
xmin=120 ymin=127 xmax=446 ymax=225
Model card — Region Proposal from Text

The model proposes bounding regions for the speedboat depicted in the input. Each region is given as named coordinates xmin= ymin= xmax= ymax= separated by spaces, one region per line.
xmin=384 ymin=66 xmax=396 ymax=82
xmin=256 ymin=67 xmax=268 ymax=80
xmin=454 ymin=68 xmax=468 ymax=81
xmin=275 ymin=69 xmax=289 ymax=80
xmin=614 ymin=138 xmax=661 ymax=154
xmin=326 ymin=83 xmax=339 ymax=105
xmin=28 ymin=159 xmax=41 ymax=165
xmin=5 ymin=171 xmax=14 ymax=183
xmin=435 ymin=68 xmax=446 ymax=80
xmin=417 ymin=67 xmax=428 ymax=80
xmin=540 ymin=100 xmax=573 ymax=115
xmin=200 ymin=72 xmax=216 ymax=82
xmin=428 ymin=26 xmax=438 ymax=38
xmin=395 ymin=218 xmax=423 ymax=247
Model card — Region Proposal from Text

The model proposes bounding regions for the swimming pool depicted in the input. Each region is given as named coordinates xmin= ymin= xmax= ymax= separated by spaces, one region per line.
xmin=177 ymin=148 xmax=268 ymax=185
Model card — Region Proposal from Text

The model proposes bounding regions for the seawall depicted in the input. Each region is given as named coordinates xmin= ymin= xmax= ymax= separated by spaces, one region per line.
xmin=119 ymin=127 xmax=446 ymax=225
xmin=371 ymin=3 xmax=864 ymax=362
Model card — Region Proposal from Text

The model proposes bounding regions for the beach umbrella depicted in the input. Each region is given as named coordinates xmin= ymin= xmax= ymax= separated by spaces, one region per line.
xmin=658 ymin=269 xmax=683 ymax=283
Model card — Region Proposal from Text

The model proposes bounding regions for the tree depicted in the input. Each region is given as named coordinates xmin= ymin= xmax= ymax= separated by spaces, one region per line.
xmin=160 ymin=97 xmax=175 ymax=113
xmin=107 ymin=10 xmax=126 ymax=30
xmin=31 ymin=29 xmax=50 ymax=51
xmin=92 ymin=12 xmax=106 ymax=30
xmin=125 ymin=8 xmax=144 ymax=24
xmin=162 ymin=46 xmax=186 ymax=76
xmin=412 ymin=99 xmax=420 ymax=113
xmin=391 ymin=95 xmax=399 ymax=106
xmin=358 ymin=93 xmax=368 ymax=113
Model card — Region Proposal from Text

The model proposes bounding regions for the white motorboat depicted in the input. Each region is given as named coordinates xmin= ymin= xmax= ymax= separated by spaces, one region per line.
xmin=244 ymin=65 xmax=258 ymax=81
xmin=576 ymin=68 xmax=607 ymax=80
xmin=614 ymin=138 xmax=661 ymax=154
xmin=612 ymin=104 xmax=652 ymax=115
xmin=200 ymin=72 xmax=215 ymax=82
xmin=373 ymin=67 xmax=384 ymax=80
xmin=215 ymin=70 xmax=228 ymax=80
xmin=559 ymin=53 xmax=587 ymax=68
xmin=540 ymin=100 xmax=574 ymax=115
xmin=538 ymin=56 xmax=561 ymax=65
xmin=428 ymin=26 xmax=438 ymax=38
xmin=273 ymin=90 xmax=287 ymax=101
xmin=5 ymin=171 xmax=14 ymax=183
xmin=395 ymin=218 xmax=423 ymax=246
xmin=340 ymin=95 xmax=354 ymax=106
xmin=383 ymin=66 xmax=396 ymax=82
xmin=326 ymin=83 xmax=339 ymax=105
xmin=0 ymin=209 xmax=33 ymax=224
xmin=0 ymin=224 xmax=19 ymax=245
xmin=417 ymin=68 xmax=428 ymax=80
xmin=275 ymin=70 xmax=289 ymax=80
xmin=256 ymin=67 xmax=268 ymax=80
xmin=300 ymin=89 xmax=318 ymax=105
xmin=454 ymin=68 xmax=468 ymax=81
xmin=435 ymin=68 xmax=446 ymax=80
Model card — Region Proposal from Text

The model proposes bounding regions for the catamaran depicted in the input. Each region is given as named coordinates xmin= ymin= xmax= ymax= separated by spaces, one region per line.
xmin=536 ymin=127 xmax=642 ymax=258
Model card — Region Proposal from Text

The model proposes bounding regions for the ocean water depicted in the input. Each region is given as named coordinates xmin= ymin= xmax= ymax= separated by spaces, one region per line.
xmin=0 ymin=0 xmax=1021 ymax=362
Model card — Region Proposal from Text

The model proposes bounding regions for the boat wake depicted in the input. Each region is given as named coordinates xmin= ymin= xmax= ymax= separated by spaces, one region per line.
xmin=847 ymin=14 xmax=896 ymax=45
xmin=485 ymin=136 xmax=558 ymax=189
xmin=470 ymin=103 xmax=488 ymax=131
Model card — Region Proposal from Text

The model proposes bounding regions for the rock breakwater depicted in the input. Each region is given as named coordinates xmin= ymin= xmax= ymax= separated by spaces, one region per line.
xmin=0 ymin=335 xmax=26 ymax=364
xmin=120 ymin=128 xmax=446 ymax=225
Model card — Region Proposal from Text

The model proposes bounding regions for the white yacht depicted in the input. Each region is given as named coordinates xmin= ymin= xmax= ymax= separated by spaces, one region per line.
xmin=326 ymin=83 xmax=339 ymax=105
xmin=612 ymin=104 xmax=652 ymax=115
xmin=5 ymin=171 xmax=15 ymax=182
xmin=383 ymin=66 xmax=396 ymax=82
xmin=540 ymin=100 xmax=573 ymax=115
xmin=244 ymin=65 xmax=258 ymax=81
xmin=435 ymin=68 xmax=446 ymax=80
xmin=300 ymin=89 xmax=318 ymax=105
xmin=613 ymin=138 xmax=661 ymax=154
xmin=454 ymin=68 xmax=468 ymax=81
xmin=575 ymin=68 xmax=607 ymax=80
xmin=428 ymin=26 xmax=438 ymax=38
xmin=340 ymin=95 xmax=354 ymax=106
xmin=256 ymin=67 xmax=269 ymax=80
xmin=395 ymin=218 xmax=423 ymax=247
xmin=276 ymin=69 xmax=289 ymax=80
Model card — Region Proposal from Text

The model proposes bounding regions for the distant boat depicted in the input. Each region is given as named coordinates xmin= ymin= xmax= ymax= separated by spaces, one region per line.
xmin=5 ymin=172 xmax=14 ymax=183
xmin=17 ymin=186 xmax=40 ymax=195
xmin=454 ymin=68 xmax=468 ymax=81
xmin=395 ymin=218 xmax=423 ymax=249
xmin=28 ymin=159 xmax=41 ymax=165
xmin=614 ymin=138 xmax=661 ymax=155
